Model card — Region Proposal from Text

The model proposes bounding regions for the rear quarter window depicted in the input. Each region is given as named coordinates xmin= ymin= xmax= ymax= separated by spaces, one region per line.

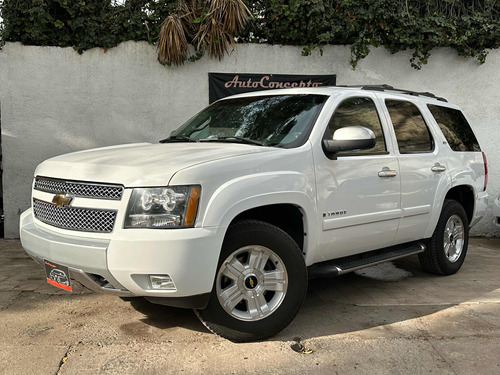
xmin=427 ymin=105 xmax=481 ymax=152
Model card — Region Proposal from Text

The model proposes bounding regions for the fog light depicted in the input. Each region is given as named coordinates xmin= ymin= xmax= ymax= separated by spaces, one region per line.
xmin=149 ymin=275 xmax=176 ymax=290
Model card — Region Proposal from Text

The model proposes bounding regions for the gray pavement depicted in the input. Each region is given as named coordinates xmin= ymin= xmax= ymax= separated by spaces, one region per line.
xmin=1 ymin=238 xmax=500 ymax=374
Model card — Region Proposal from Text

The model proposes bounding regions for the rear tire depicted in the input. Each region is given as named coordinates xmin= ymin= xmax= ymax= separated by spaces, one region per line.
xmin=419 ymin=199 xmax=469 ymax=275
xmin=196 ymin=220 xmax=307 ymax=342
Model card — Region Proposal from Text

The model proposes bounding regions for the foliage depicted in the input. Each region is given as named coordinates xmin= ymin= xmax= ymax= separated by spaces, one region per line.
xmin=242 ymin=0 xmax=500 ymax=69
xmin=157 ymin=0 xmax=251 ymax=65
xmin=0 ymin=0 xmax=177 ymax=53
xmin=0 ymin=0 xmax=499 ymax=69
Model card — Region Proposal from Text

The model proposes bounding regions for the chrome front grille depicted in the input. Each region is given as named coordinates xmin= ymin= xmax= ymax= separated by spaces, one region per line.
xmin=33 ymin=199 xmax=117 ymax=233
xmin=34 ymin=177 xmax=124 ymax=200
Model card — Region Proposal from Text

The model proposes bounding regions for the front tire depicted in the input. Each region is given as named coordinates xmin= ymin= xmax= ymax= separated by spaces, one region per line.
xmin=196 ymin=220 xmax=307 ymax=342
xmin=419 ymin=199 xmax=469 ymax=275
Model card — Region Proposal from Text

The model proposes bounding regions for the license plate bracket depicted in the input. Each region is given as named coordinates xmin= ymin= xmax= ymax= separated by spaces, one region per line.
xmin=44 ymin=259 xmax=72 ymax=292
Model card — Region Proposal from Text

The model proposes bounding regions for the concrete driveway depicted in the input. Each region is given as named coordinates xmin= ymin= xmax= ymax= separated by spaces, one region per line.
xmin=1 ymin=238 xmax=499 ymax=375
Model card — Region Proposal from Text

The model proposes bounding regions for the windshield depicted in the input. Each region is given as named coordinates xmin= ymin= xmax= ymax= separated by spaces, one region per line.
xmin=168 ymin=94 xmax=327 ymax=147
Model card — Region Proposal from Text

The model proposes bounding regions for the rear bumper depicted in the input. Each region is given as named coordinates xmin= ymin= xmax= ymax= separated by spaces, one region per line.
xmin=20 ymin=209 xmax=225 ymax=307
xmin=471 ymin=190 xmax=489 ymax=227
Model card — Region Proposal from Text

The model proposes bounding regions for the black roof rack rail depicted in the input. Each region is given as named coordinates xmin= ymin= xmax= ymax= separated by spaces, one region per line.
xmin=359 ymin=84 xmax=448 ymax=102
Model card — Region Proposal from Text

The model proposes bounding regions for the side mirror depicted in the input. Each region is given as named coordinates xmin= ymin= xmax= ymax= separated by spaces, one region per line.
xmin=323 ymin=126 xmax=376 ymax=154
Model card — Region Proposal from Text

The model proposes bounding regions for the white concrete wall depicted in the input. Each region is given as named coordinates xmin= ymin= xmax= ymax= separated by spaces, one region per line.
xmin=0 ymin=41 xmax=499 ymax=238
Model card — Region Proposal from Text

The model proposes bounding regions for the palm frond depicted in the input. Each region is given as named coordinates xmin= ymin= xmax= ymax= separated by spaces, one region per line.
xmin=157 ymin=0 xmax=251 ymax=64
xmin=157 ymin=14 xmax=189 ymax=65
xmin=194 ymin=0 xmax=251 ymax=59
xmin=178 ymin=0 xmax=206 ymax=38
xmin=211 ymin=0 xmax=251 ymax=34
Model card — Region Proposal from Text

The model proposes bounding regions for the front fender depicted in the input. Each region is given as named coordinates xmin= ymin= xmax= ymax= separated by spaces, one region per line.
xmin=201 ymin=171 xmax=318 ymax=262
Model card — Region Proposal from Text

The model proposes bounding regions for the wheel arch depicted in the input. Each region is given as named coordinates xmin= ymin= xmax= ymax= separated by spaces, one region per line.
xmin=444 ymin=185 xmax=475 ymax=225
xmin=231 ymin=204 xmax=306 ymax=252
xmin=424 ymin=184 xmax=475 ymax=238
xmin=213 ymin=194 xmax=316 ymax=260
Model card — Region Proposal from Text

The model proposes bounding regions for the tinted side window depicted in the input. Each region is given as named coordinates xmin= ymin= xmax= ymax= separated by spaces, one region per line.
xmin=386 ymin=100 xmax=433 ymax=153
xmin=428 ymin=105 xmax=480 ymax=152
xmin=328 ymin=97 xmax=386 ymax=153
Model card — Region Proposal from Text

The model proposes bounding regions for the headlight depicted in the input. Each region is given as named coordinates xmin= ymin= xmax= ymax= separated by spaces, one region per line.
xmin=124 ymin=186 xmax=201 ymax=229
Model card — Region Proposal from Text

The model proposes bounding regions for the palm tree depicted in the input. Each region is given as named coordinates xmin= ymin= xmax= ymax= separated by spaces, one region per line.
xmin=157 ymin=0 xmax=251 ymax=65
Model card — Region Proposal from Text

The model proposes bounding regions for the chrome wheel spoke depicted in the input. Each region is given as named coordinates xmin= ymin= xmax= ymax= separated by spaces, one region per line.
xmin=263 ymin=270 xmax=286 ymax=292
xmin=222 ymin=258 xmax=245 ymax=280
xmin=451 ymin=243 xmax=457 ymax=254
xmin=220 ymin=284 xmax=244 ymax=311
xmin=248 ymin=249 xmax=270 ymax=271
xmin=445 ymin=222 xmax=453 ymax=234
xmin=246 ymin=292 xmax=269 ymax=319
xmin=444 ymin=242 xmax=451 ymax=257
xmin=453 ymin=226 xmax=463 ymax=238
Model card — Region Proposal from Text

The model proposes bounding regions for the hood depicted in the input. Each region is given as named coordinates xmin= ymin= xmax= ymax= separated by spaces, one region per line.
xmin=34 ymin=142 xmax=276 ymax=186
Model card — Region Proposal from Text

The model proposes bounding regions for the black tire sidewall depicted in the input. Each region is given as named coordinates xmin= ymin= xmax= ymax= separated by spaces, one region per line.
xmin=197 ymin=220 xmax=307 ymax=341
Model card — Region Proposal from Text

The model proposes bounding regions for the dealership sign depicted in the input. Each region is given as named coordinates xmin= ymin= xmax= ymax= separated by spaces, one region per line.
xmin=208 ymin=73 xmax=337 ymax=103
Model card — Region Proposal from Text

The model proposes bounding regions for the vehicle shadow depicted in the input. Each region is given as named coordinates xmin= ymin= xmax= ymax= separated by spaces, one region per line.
xmin=275 ymin=249 xmax=500 ymax=341
xmin=129 ymin=244 xmax=500 ymax=342
xmin=4 ymin=239 xmax=498 ymax=343
xmin=276 ymin=259 xmax=444 ymax=341
xmin=126 ymin=297 xmax=207 ymax=334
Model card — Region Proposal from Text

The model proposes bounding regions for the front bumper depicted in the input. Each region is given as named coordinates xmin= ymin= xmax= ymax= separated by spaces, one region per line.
xmin=20 ymin=209 xmax=226 ymax=307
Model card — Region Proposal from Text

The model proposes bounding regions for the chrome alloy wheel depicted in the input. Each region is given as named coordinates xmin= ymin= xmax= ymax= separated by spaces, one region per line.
xmin=443 ymin=214 xmax=465 ymax=263
xmin=216 ymin=245 xmax=288 ymax=321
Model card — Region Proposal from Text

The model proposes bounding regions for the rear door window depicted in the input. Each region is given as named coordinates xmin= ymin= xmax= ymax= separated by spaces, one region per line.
xmin=427 ymin=105 xmax=480 ymax=151
xmin=386 ymin=100 xmax=434 ymax=153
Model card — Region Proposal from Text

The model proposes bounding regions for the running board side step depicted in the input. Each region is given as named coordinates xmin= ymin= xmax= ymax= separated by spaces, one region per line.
xmin=308 ymin=242 xmax=426 ymax=278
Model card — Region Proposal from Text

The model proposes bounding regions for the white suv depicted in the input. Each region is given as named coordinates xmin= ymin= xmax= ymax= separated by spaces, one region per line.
xmin=20 ymin=85 xmax=489 ymax=341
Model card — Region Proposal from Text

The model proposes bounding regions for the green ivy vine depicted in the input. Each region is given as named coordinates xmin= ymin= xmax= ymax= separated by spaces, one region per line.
xmin=242 ymin=0 xmax=500 ymax=69
xmin=0 ymin=0 xmax=499 ymax=69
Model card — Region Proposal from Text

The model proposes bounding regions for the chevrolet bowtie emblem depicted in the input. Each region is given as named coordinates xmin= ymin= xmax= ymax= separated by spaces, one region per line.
xmin=52 ymin=194 xmax=73 ymax=208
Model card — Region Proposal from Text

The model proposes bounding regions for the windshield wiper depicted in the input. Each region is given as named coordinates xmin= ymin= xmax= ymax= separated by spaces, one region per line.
xmin=159 ymin=135 xmax=199 ymax=143
xmin=200 ymin=136 xmax=268 ymax=146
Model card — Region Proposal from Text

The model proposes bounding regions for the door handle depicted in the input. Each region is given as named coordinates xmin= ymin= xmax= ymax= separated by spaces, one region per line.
xmin=431 ymin=163 xmax=446 ymax=173
xmin=378 ymin=168 xmax=397 ymax=178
